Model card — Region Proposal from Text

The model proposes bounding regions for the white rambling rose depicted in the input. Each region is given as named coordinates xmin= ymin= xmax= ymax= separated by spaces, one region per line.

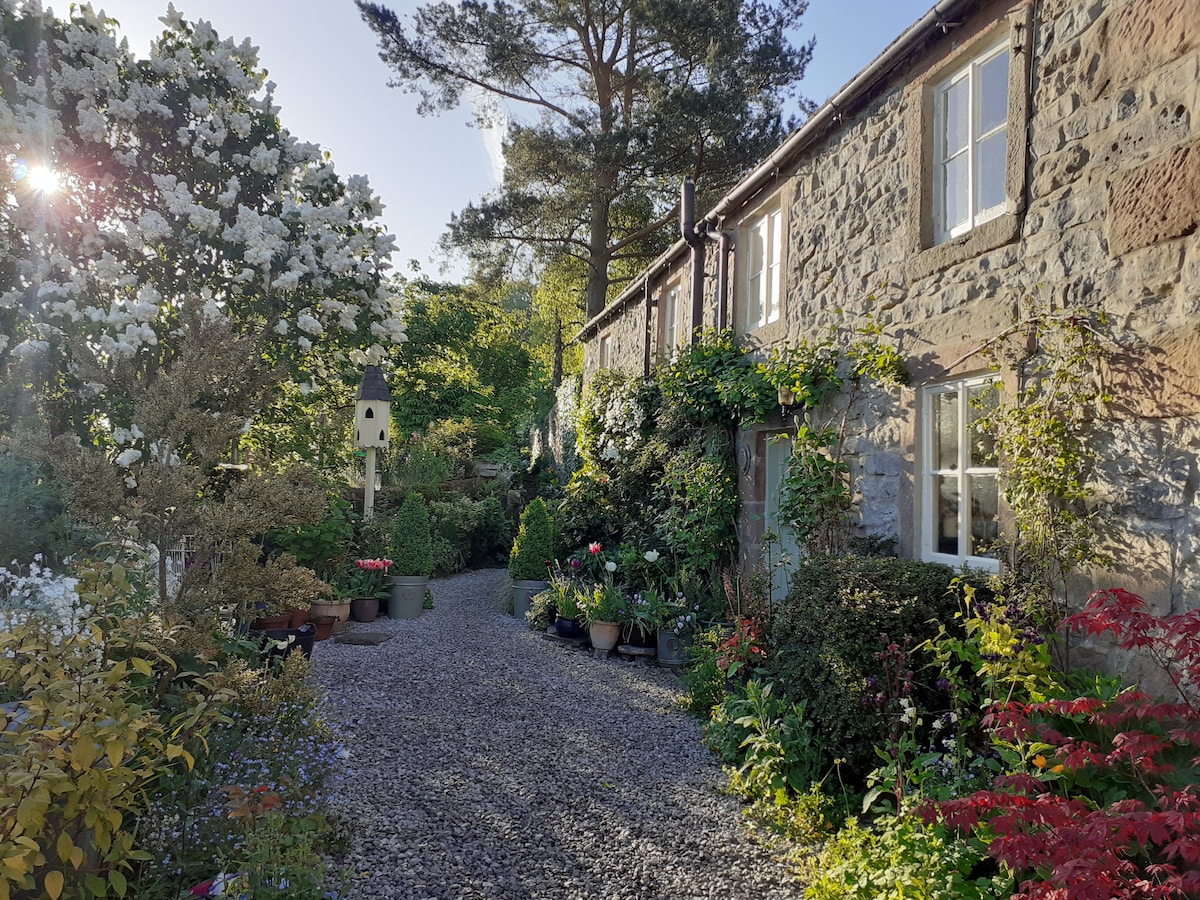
xmin=115 ymin=448 xmax=142 ymax=467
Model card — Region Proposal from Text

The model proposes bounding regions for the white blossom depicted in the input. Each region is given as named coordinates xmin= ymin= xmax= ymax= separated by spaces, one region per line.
xmin=115 ymin=447 xmax=142 ymax=467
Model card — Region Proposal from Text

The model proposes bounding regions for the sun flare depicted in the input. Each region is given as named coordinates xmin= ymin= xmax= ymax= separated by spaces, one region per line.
xmin=25 ymin=165 xmax=63 ymax=194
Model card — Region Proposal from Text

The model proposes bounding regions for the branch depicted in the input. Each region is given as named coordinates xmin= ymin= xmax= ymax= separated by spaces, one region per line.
xmin=608 ymin=204 xmax=677 ymax=254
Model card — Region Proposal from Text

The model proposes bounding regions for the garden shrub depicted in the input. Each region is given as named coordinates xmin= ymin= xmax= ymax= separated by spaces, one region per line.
xmin=267 ymin=495 xmax=355 ymax=578
xmin=137 ymin=653 xmax=344 ymax=896
xmin=390 ymin=493 xmax=434 ymax=577
xmin=0 ymin=450 xmax=70 ymax=565
xmin=767 ymin=555 xmax=985 ymax=779
xmin=429 ymin=493 xmax=510 ymax=574
xmin=706 ymin=679 xmax=823 ymax=800
xmin=0 ymin=570 xmax=227 ymax=900
xmin=680 ymin=626 xmax=728 ymax=716
xmin=929 ymin=588 xmax=1200 ymax=899
xmin=508 ymin=498 xmax=555 ymax=581
xmin=805 ymin=814 xmax=1012 ymax=900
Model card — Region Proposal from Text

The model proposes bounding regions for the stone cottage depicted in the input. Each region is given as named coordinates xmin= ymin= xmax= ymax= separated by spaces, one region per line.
xmin=577 ymin=0 xmax=1200 ymax=633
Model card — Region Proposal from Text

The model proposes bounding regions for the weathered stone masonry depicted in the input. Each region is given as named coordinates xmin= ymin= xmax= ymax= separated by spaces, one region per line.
xmin=581 ymin=0 xmax=1200 ymax=639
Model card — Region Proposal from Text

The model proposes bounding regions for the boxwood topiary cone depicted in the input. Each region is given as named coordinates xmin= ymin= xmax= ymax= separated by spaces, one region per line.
xmin=391 ymin=492 xmax=434 ymax=577
xmin=509 ymin=498 xmax=555 ymax=582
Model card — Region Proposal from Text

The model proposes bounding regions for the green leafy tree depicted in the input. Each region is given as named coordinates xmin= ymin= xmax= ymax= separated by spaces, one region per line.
xmin=389 ymin=277 xmax=536 ymax=451
xmin=357 ymin=0 xmax=814 ymax=317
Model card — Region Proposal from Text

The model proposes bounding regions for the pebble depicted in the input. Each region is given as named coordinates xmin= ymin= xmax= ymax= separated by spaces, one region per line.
xmin=310 ymin=568 xmax=805 ymax=899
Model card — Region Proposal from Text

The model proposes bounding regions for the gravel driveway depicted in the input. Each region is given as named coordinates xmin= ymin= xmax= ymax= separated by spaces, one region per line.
xmin=310 ymin=568 xmax=804 ymax=900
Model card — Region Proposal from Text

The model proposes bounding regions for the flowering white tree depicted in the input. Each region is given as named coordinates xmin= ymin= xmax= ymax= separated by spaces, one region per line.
xmin=0 ymin=2 xmax=405 ymax=441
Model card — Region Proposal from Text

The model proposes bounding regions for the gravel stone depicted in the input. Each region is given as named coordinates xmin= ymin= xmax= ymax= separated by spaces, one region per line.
xmin=311 ymin=568 xmax=804 ymax=899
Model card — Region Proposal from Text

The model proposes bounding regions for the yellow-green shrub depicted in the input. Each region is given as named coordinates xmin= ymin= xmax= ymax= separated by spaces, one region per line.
xmin=0 ymin=565 xmax=225 ymax=900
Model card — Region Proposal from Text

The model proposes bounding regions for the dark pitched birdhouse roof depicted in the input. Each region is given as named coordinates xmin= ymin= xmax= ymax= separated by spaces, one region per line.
xmin=356 ymin=365 xmax=392 ymax=402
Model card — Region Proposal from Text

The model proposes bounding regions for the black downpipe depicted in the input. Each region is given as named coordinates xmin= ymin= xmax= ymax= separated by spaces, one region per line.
xmin=681 ymin=179 xmax=705 ymax=343
xmin=716 ymin=231 xmax=731 ymax=331
xmin=643 ymin=275 xmax=652 ymax=376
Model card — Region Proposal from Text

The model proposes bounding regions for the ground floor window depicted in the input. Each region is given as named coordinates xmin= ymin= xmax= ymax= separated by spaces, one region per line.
xmin=919 ymin=375 xmax=1000 ymax=572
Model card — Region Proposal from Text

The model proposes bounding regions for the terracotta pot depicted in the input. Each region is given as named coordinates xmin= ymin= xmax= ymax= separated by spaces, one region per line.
xmin=310 ymin=615 xmax=336 ymax=641
xmin=310 ymin=599 xmax=351 ymax=633
xmin=250 ymin=614 xmax=290 ymax=631
xmin=288 ymin=608 xmax=309 ymax=629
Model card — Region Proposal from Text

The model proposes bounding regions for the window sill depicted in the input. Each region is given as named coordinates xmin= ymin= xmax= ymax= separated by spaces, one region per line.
xmin=906 ymin=211 xmax=1021 ymax=283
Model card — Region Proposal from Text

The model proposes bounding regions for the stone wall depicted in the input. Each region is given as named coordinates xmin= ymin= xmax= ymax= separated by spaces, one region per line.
xmin=584 ymin=0 xmax=1200 ymax=616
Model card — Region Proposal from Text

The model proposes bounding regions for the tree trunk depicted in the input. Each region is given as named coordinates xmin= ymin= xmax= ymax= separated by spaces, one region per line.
xmin=585 ymin=196 xmax=612 ymax=320
xmin=552 ymin=311 xmax=564 ymax=387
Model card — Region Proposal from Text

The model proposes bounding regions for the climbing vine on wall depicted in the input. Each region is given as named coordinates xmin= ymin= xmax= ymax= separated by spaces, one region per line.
xmin=766 ymin=320 xmax=908 ymax=555
xmin=969 ymin=301 xmax=1119 ymax=626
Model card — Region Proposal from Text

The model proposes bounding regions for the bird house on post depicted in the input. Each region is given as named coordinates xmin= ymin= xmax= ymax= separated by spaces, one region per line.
xmin=355 ymin=365 xmax=391 ymax=521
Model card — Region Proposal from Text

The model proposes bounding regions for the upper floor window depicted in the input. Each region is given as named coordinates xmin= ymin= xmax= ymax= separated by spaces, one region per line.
xmin=660 ymin=284 xmax=681 ymax=360
xmin=920 ymin=376 xmax=1000 ymax=572
xmin=741 ymin=201 xmax=782 ymax=331
xmin=933 ymin=39 xmax=1010 ymax=244
xmin=598 ymin=332 xmax=612 ymax=369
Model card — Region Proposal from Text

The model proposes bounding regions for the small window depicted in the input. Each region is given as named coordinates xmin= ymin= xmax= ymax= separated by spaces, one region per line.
xmin=598 ymin=333 xmax=612 ymax=370
xmin=660 ymin=284 xmax=680 ymax=360
xmin=933 ymin=39 xmax=1010 ymax=244
xmin=740 ymin=201 xmax=783 ymax=331
xmin=920 ymin=376 xmax=1000 ymax=571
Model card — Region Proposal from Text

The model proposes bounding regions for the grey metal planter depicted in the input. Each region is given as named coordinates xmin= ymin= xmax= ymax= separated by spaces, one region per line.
xmin=511 ymin=578 xmax=548 ymax=622
xmin=388 ymin=575 xmax=428 ymax=619
xmin=656 ymin=628 xmax=693 ymax=666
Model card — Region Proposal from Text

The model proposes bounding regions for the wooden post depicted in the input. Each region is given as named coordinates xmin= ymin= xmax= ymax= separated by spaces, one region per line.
xmin=364 ymin=446 xmax=377 ymax=522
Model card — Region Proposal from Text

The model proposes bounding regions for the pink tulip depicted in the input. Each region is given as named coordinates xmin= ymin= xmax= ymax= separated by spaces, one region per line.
xmin=588 ymin=542 xmax=603 ymax=555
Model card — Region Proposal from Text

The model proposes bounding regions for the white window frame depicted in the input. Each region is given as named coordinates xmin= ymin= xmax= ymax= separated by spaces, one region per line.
xmin=932 ymin=38 xmax=1010 ymax=244
xmin=740 ymin=201 xmax=783 ymax=332
xmin=919 ymin=376 xmax=1001 ymax=572
xmin=660 ymin=283 xmax=681 ymax=360
xmin=598 ymin=332 xmax=612 ymax=370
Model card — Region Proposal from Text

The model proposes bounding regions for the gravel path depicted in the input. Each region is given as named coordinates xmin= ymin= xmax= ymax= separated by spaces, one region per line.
xmin=310 ymin=568 xmax=804 ymax=900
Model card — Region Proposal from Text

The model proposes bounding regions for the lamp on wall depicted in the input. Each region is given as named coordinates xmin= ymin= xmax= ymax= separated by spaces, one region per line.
xmin=777 ymin=384 xmax=801 ymax=418
xmin=354 ymin=365 xmax=391 ymax=521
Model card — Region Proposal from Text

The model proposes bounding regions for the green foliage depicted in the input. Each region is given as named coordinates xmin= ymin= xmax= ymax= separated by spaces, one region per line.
xmin=0 ymin=566 xmax=228 ymax=900
xmin=388 ymin=435 xmax=453 ymax=496
xmin=0 ymin=450 xmax=70 ymax=565
xmin=390 ymin=493 xmax=434 ymax=577
xmin=508 ymin=498 xmax=556 ymax=581
xmin=659 ymin=329 xmax=775 ymax=427
xmin=805 ymin=815 xmax=1012 ymax=900
xmin=707 ymin=680 xmax=824 ymax=801
xmin=578 ymin=581 xmax=625 ymax=625
xmin=767 ymin=555 xmax=983 ymax=779
xmin=659 ymin=440 xmax=740 ymax=579
xmin=387 ymin=280 xmax=534 ymax=444
xmin=767 ymin=321 xmax=908 ymax=555
xmin=359 ymin=0 xmax=814 ymax=319
xmin=971 ymin=303 xmax=1115 ymax=622
xmin=268 ymin=495 xmax=356 ymax=578
xmin=429 ymin=493 xmax=511 ymax=575
xmin=136 ymin=651 xmax=345 ymax=896
xmin=679 ymin=627 xmax=729 ymax=716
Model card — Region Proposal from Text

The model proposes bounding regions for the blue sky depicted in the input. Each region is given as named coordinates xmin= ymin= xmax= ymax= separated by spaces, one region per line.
xmin=90 ymin=0 xmax=932 ymax=277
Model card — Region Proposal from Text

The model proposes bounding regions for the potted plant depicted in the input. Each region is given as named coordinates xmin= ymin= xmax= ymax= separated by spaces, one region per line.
xmin=508 ymin=498 xmax=555 ymax=620
xmin=389 ymin=492 xmax=433 ymax=618
xmin=553 ymin=581 xmax=586 ymax=639
xmin=343 ymin=557 xmax=392 ymax=622
xmin=579 ymin=581 xmax=625 ymax=652
xmin=652 ymin=587 xmax=697 ymax=666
